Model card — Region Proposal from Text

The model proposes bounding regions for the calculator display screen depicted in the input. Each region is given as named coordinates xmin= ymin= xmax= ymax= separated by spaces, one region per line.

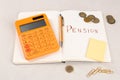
xmin=20 ymin=19 xmax=46 ymax=32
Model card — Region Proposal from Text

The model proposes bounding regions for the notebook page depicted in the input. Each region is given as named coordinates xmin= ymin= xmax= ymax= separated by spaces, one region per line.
xmin=13 ymin=11 xmax=63 ymax=64
xmin=61 ymin=10 xmax=111 ymax=62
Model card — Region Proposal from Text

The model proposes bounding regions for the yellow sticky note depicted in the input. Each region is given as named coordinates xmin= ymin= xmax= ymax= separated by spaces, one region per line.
xmin=86 ymin=38 xmax=106 ymax=62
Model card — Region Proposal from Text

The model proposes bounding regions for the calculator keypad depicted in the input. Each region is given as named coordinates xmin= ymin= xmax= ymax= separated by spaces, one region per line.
xmin=20 ymin=27 xmax=59 ymax=60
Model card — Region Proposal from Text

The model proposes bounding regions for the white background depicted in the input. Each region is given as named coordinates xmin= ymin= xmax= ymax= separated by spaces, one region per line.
xmin=0 ymin=0 xmax=120 ymax=80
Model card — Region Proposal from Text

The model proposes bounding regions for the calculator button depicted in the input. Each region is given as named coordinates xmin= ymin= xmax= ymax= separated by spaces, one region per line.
xmin=26 ymin=53 xmax=31 ymax=57
xmin=21 ymin=34 xmax=27 ymax=37
xmin=20 ymin=27 xmax=59 ymax=60
xmin=25 ymin=48 xmax=31 ymax=52
xmin=24 ymin=44 xmax=29 ymax=48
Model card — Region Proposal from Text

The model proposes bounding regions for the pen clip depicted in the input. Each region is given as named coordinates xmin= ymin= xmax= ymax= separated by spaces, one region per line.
xmin=60 ymin=14 xmax=64 ymax=26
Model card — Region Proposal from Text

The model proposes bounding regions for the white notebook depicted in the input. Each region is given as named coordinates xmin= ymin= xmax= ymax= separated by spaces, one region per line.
xmin=13 ymin=10 xmax=111 ymax=64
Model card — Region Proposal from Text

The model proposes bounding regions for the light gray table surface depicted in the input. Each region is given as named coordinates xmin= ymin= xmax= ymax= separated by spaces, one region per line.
xmin=0 ymin=0 xmax=120 ymax=80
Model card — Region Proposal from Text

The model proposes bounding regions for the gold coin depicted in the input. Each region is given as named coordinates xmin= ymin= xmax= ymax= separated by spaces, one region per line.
xmin=65 ymin=65 xmax=74 ymax=73
xmin=87 ymin=15 xmax=95 ymax=20
xmin=92 ymin=18 xmax=100 ymax=23
xmin=106 ymin=15 xmax=115 ymax=24
xmin=79 ymin=12 xmax=87 ymax=18
xmin=84 ymin=17 xmax=92 ymax=22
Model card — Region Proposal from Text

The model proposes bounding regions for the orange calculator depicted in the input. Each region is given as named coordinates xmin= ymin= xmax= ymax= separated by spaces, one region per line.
xmin=15 ymin=14 xmax=60 ymax=60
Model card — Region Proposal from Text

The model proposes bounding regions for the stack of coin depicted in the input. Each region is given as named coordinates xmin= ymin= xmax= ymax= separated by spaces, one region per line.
xmin=65 ymin=65 xmax=74 ymax=73
xmin=79 ymin=12 xmax=100 ymax=23
xmin=106 ymin=15 xmax=116 ymax=24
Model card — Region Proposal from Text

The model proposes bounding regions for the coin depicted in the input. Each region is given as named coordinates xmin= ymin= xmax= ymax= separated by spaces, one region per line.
xmin=92 ymin=17 xmax=100 ymax=23
xmin=87 ymin=15 xmax=95 ymax=20
xmin=106 ymin=15 xmax=115 ymax=24
xmin=65 ymin=65 xmax=74 ymax=73
xmin=84 ymin=16 xmax=92 ymax=22
xmin=79 ymin=12 xmax=87 ymax=18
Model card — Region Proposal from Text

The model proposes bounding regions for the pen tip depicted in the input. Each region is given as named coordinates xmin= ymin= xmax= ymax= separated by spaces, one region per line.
xmin=60 ymin=41 xmax=63 ymax=47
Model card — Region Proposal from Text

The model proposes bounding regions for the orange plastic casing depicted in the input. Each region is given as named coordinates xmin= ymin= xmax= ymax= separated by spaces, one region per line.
xmin=15 ymin=14 xmax=60 ymax=60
